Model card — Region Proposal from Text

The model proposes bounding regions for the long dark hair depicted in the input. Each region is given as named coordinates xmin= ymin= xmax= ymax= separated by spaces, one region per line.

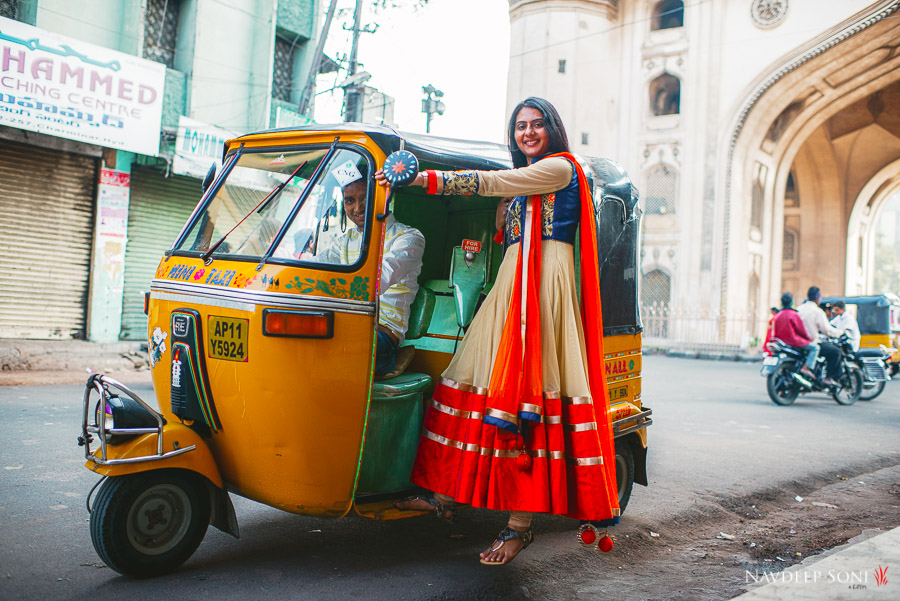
xmin=507 ymin=97 xmax=570 ymax=168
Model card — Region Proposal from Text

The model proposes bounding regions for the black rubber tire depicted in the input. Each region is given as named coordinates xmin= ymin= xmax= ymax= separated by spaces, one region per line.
xmin=767 ymin=363 xmax=799 ymax=405
xmin=615 ymin=438 xmax=635 ymax=513
xmin=90 ymin=470 xmax=210 ymax=577
xmin=833 ymin=368 xmax=863 ymax=405
xmin=858 ymin=380 xmax=886 ymax=401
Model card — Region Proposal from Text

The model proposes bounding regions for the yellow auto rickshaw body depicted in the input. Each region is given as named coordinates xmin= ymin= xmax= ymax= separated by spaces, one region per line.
xmin=83 ymin=125 xmax=650 ymax=523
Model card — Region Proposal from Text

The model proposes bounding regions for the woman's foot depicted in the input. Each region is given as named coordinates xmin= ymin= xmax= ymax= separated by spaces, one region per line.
xmin=479 ymin=527 xmax=533 ymax=565
xmin=393 ymin=495 xmax=455 ymax=521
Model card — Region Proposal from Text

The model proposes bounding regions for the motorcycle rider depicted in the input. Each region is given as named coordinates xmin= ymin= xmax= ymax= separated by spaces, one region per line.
xmin=830 ymin=300 xmax=861 ymax=352
xmin=797 ymin=286 xmax=842 ymax=386
xmin=771 ymin=292 xmax=817 ymax=378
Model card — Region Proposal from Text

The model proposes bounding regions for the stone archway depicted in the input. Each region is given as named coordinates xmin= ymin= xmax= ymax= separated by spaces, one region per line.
xmin=719 ymin=1 xmax=900 ymax=344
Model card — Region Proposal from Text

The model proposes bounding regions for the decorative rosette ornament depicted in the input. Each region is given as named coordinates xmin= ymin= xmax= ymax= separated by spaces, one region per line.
xmin=382 ymin=150 xmax=419 ymax=187
xmin=577 ymin=523 xmax=614 ymax=552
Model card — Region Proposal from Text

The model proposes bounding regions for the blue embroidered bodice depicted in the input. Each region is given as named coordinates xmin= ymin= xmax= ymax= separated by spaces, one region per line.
xmin=503 ymin=156 xmax=580 ymax=247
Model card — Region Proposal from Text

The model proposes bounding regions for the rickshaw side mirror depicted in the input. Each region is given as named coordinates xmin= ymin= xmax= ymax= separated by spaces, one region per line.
xmin=202 ymin=163 xmax=216 ymax=194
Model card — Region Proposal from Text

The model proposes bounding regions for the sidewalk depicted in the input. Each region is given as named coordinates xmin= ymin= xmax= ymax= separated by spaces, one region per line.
xmin=0 ymin=339 xmax=151 ymax=385
xmin=734 ymin=527 xmax=898 ymax=600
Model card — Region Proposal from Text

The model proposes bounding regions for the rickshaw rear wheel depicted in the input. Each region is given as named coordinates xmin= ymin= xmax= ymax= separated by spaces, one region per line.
xmin=767 ymin=363 xmax=799 ymax=405
xmin=615 ymin=439 xmax=635 ymax=513
xmin=90 ymin=469 xmax=211 ymax=577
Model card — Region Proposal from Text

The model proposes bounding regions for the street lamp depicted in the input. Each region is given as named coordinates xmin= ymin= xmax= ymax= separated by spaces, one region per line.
xmin=421 ymin=84 xmax=445 ymax=133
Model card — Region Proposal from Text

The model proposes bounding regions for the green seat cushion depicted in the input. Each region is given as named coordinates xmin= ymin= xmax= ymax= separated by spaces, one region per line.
xmin=372 ymin=372 xmax=432 ymax=401
xmin=405 ymin=287 xmax=435 ymax=340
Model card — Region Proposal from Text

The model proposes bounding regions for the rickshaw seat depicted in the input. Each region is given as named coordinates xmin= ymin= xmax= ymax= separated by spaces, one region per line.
xmin=404 ymin=286 xmax=436 ymax=341
xmin=361 ymin=288 xmax=435 ymax=494
xmin=372 ymin=286 xmax=435 ymax=395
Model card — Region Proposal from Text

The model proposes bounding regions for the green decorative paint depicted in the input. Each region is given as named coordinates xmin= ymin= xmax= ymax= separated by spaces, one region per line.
xmin=629 ymin=359 xmax=635 ymax=370
xmin=285 ymin=275 xmax=370 ymax=301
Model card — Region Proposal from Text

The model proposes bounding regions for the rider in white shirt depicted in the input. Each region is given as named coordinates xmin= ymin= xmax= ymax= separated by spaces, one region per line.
xmin=830 ymin=300 xmax=861 ymax=352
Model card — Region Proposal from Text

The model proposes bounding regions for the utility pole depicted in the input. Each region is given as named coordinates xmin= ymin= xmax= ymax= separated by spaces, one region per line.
xmin=421 ymin=84 xmax=445 ymax=133
xmin=297 ymin=0 xmax=339 ymax=118
xmin=343 ymin=0 xmax=364 ymax=122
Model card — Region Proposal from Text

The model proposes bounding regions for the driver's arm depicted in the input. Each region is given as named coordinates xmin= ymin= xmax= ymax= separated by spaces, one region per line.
xmin=380 ymin=229 xmax=425 ymax=295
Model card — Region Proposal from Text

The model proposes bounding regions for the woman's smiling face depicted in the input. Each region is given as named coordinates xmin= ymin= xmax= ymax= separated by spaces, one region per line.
xmin=514 ymin=106 xmax=549 ymax=163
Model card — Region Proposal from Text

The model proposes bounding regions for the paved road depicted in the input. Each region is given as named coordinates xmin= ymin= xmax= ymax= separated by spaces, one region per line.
xmin=1 ymin=356 xmax=898 ymax=601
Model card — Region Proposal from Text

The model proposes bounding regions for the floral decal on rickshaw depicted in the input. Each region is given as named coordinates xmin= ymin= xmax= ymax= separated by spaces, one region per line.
xmin=285 ymin=275 xmax=370 ymax=301
xmin=148 ymin=327 xmax=168 ymax=368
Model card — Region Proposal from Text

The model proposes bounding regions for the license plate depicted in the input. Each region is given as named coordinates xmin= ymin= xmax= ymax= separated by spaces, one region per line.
xmin=207 ymin=316 xmax=249 ymax=362
xmin=763 ymin=356 xmax=778 ymax=365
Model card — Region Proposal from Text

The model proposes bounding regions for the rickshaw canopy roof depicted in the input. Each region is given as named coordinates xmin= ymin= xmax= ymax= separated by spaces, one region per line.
xmin=234 ymin=123 xmax=514 ymax=172
xmin=822 ymin=293 xmax=900 ymax=308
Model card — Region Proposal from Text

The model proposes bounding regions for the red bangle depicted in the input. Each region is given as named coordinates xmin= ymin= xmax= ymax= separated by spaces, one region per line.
xmin=426 ymin=170 xmax=438 ymax=195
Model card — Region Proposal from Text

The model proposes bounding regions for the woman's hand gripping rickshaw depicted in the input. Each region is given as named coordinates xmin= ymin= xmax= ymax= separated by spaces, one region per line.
xmin=77 ymin=122 xmax=651 ymax=576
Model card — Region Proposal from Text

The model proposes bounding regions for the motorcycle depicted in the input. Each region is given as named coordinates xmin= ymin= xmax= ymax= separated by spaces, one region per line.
xmin=853 ymin=345 xmax=894 ymax=401
xmin=760 ymin=334 xmax=863 ymax=406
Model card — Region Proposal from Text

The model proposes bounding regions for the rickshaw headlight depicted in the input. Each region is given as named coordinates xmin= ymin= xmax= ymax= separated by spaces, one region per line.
xmin=263 ymin=309 xmax=334 ymax=338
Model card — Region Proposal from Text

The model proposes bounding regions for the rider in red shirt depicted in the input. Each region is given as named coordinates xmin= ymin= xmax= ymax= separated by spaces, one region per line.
xmin=771 ymin=292 xmax=817 ymax=378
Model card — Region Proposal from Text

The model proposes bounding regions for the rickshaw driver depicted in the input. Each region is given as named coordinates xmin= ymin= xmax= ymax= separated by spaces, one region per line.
xmin=315 ymin=173 xmax=426 ymax=376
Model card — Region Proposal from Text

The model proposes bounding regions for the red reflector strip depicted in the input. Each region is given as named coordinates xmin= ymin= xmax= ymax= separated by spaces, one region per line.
xmin=263 ymin=310 xmax=333 ymax=338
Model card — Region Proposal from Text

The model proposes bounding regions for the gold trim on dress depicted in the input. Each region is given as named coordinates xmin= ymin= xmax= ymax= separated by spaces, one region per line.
xmin=544 ymin=415 xmax=562 ymax=424
xmin=543 ymin=391 xmax=561 ymax=400
xmin=440 ymin=377 xmax=487 ymax=396
xmin=564 ymin=395 xmax=593 ymax=405
xmin=566 ymin=422 xmax=598 ymax=432
xmin=430 ymin=399 xmax=483 ymax=420
xmin=423 ymin=429 xmax=479 ymax=453
xmin=567 ymin=456 xmax=604 ymax=466
xmin=485 ymin=407 xmax=518 ymax=424
xmin=424 ymin=429 xmax=587 ymax=464
xmin=519 ymin=403 xmax=543 ymax=416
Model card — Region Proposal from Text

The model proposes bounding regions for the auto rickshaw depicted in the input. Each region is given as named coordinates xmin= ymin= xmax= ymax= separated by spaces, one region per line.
xmin=78 ymin=124 xmax=651 ymax=577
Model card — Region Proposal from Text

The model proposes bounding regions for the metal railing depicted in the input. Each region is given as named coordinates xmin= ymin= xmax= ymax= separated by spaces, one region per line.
xmin=641 ymin=303 xmax=768 ymax=355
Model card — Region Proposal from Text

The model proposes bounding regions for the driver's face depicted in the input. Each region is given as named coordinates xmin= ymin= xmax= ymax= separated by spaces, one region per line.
xmin=833 ymin=306 xmax=844 ymax=316
xmin=342 ymin=180 xmax=367 ymax=229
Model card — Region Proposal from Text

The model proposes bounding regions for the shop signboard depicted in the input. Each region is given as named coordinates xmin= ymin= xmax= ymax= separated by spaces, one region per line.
xmin=0 ymin=17 xmax=165 ymax=155
xmin=173 ymin=115 xmax=240 ymax=179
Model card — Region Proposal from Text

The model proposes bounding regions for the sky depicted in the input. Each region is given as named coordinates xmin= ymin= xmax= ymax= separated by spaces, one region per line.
xmin=311 ymin=0 xmax=511 ymax=144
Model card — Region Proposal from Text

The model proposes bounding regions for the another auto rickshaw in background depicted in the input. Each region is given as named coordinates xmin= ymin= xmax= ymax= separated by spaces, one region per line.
xmin=822 ymin=293 xmax=898 ymax=400
xmin=77 ymin=125 xmax=650 ymax=577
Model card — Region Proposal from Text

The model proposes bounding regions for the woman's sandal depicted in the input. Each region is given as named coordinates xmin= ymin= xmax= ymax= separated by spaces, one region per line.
xmin=393 ymin=495 xmax=456 ymax=522
xmin=478 ymin=527 xmax=534 ymax=565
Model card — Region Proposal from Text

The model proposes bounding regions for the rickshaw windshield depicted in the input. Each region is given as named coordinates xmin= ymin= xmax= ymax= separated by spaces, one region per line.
xmin=175 ymin=147 xmax=372 ymax=268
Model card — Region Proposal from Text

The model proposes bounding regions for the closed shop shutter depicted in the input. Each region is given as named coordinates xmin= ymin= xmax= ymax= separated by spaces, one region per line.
xmin=0 ymin=139 xmax=97 ymax=339
xmin=120 ymin=168 xmax=201 ymax=340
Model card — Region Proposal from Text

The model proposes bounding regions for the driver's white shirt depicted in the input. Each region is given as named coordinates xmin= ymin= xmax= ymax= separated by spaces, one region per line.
xmin=830 ymin=312 xmax=861 ymax=352
xmin=316 ymin=214 xmax=425 ymax=343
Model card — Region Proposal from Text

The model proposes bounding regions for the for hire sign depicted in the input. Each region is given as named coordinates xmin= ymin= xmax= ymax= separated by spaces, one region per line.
xmin=0 ymin=17 xmax=165 ymax=155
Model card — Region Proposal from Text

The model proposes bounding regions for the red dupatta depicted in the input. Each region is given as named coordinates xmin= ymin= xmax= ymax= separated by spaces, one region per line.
xmin=483 ymin=152 xmax=619 ymax=512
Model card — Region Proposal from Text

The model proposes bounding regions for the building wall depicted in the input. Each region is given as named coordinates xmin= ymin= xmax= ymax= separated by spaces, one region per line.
xmin=506 ymin=0 xmax=894 ymax=349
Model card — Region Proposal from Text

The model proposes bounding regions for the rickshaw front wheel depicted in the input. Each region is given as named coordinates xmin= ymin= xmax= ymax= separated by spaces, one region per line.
xmin=90 ymin=469 xmax=211 ymax=577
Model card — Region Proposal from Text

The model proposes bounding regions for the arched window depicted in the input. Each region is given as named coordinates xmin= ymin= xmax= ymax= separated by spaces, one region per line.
xmin=751 ymin=181 xmax=764 ymax=230
xmin=649 ymin=73 xmax=681 ymax=116
xmin=641 ymin=269 xmax=671 ymax=338
xmin=651 ymin=0 xmax=684 ymax=31
xmin=784 ymin=171 xmax=799 ymax=207
xmin=782 ymin=228 xmax=797 ymax=264
xmin=645 ymin=165 xmax=678 ymax=215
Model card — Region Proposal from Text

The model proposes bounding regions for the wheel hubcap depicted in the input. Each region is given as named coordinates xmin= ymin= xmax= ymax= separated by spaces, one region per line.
xmin=126 ymin=483 xmax=192 ymax=555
